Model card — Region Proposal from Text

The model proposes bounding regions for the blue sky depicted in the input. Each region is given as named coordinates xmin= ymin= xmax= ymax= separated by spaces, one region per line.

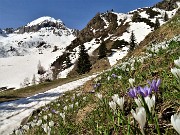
xmin=0 ymin=0 xmax=162 ymax=30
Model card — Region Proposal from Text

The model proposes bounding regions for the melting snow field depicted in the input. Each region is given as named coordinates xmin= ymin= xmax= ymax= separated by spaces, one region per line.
xmin=0 ymin=27 xmax=75 ymax=89
xmin=0 ymin=50 xmax=63 ymax=89
xmin=0 ymin=74 xmax=98 ymax=135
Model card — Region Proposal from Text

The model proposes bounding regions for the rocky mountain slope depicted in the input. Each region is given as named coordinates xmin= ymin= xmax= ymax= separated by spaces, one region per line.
xmin=0 ymin=0 xmax=179 ymax=89
xmin=52 ymin=0 xmax=180 ymax=76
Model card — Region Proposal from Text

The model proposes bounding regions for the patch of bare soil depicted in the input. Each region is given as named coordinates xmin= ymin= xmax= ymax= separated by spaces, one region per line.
xmin=76 ymin=103 xmax=96 ymax=124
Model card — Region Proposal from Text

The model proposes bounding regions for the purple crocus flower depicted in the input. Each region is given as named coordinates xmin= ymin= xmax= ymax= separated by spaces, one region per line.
xmin=148 ymin=79 xmax=161 ymax=92
xmin=111 ymin=74 xmax=117 ymax=78
xmin=93 ymin=84 xmax=98 ymax=89
xmin=93 ymin=83 xmax=101 ymax=89
xmin=51 ymin=109 xmax=56 ymax=114
xmin=128 ymin=87 xmax=138 ymax=98
xmin=97 ymin=83 xmax=101 ymax=87
xmin=137 ymin=86 xmax=152 ymax=97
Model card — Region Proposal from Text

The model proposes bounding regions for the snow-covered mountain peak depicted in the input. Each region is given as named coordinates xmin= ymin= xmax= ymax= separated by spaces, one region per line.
xmin=0 ymin=16 xmax=77 ymax=89
xmin=0 ymin=28 xmax=7 ymax=37
xmin=15 ymin=16 xmax=70 ymax=34
xmin=26 ymin=16 xmax=63 ymax=27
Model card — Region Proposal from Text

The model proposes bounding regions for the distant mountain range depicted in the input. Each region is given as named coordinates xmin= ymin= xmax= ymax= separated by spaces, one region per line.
xmin=0 ymin=0 xmax=179 ymax=89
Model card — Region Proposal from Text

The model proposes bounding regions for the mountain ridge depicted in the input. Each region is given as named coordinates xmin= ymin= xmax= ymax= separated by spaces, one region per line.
xmin=52 ymin=0 xmax=180 ymax=76
xmin=0 ymin=17 xmax=77 ymax=89
xmin=0 ymin=0 xmax=179 ymax=89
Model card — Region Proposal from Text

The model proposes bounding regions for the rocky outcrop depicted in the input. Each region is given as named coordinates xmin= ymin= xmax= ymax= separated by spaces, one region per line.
xmin=16 ymin=21 xmax=67 ymax=34
xmin=51 ymin=11 xmax=128 ymax=73
xmin=0 ymin=29 xmax=7 ymax=37
xmin=154 ymin=0 xmax=179 ymax=11
xmin=4 ymin=28 xmax=14 ymax=34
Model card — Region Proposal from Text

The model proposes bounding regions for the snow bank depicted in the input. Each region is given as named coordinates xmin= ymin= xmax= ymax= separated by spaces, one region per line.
xmin=0 ymin=74 xmax=98 ymax=135
xmin=108 ymin=46 xmax=129 ymax=66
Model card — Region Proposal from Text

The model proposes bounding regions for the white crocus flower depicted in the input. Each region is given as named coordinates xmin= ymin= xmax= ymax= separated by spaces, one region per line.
xmin=174 ymin=57 xmax=180 ymax=68
xmin=118 ymin=76 xmax=122 ymax=80
xmin=145 ymin=95 xmax=155 ymax=113
xmin=112 ymin=94 xmax=119 ymax=103
xmin=37 ymin=119 xmax=42 ymax=126
xmin=22 ymin=125 xmax=29 ymax=131
xmin=131 ymin=107 xmax=146 ymax=135
xmin=95 ymin=93 xmax=103 ymax=100
xmin=42 ymin=124 xmax=51 ymax=135
xmin=49 ymin=121 xmax=54 ymax=127
xmin=129 ymin=78 xmax=135 ymax=87
xmin=63 ymin=106 xmax=68 ymax=111
xmin=60 ymin=112 xmax=66 ymax=124
xmin=43 ymin=115 xmax=48 ymax=121
xmin=30 ymin=122 xmax=36 ymax=127
xmin=15 ymin=129 xmax=22 ymax=135
xmin=134 ymin=97 xmax=142 ymax=107
xmin=83 ymin=97 xmax=86 ymax=100
xmin=107 ymin=76 xmax=110 ymax=81
xmin=69 ymin=104 xmax=74 ymax=109
xmin=171 ymin=113 xmax=180 ymax=134
xmin=76 ymin=93 xmax=81 ymax=97
xmin=171 ymin=68 xmax=180 ymax=79
xmin=42 ymin=123 xmax=48 ymax=133
xmin=48 ymin=113 xmax=52 ymax=118
xmin=131 ymin=66 xmax=135 ymax=71
xmin=33 ymin=119 xmax=37 ymax=123
xmin=109 ymin=101 xmax=116 ymax=111
xmin=116 ymin=97 xmax=124 ymax=111
xmin=60 ymin=112 xmax=65 ymax=121
xmin=75 ymin=102 xmax=79 ymax=106
xmin=131 ymin=62 xmax=134 ymax=68
xmin=47 ymin=127 xmax=51 ymax=135
xmin=139 ymin=58 xmax=144 ymax=64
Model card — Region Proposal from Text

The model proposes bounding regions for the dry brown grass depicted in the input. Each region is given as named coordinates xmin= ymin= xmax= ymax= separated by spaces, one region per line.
xmin=90 ymin=58 xmax=111 ymax=73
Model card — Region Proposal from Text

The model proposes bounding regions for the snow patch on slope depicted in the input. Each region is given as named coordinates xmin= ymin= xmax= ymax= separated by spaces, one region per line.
xmin=0 ymin=74 xmax=98 ymax=135
xmin=113 ymin=12 xmax=132 ymax=26
xmin=0 ymin=49 xmax=64 ymax=88
xmin=116 ymin=22 xmax=152 ymax=43
xmin=108 ymin=46 xmax=129 ymax=66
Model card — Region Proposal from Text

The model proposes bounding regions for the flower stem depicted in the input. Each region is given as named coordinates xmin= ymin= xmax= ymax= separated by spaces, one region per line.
xmin=154 ymin=113 xmax=161 ymax=135
xmin=140 ymin=127 xmax=145 ymax=135
xmin=127 ymin=117 xmax=131 ymax=135
xmin=141 ymin=96 xmax=151 ymax=122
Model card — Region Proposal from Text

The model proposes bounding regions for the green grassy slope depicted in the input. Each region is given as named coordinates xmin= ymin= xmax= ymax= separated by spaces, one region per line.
xmin=12 ymin=14 xmax=180 ymax=135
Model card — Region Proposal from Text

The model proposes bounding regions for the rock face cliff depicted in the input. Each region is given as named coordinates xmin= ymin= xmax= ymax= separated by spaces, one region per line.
xmin=0 ymin=28 xmax=7 ymax=37
xmin=15 ymin=16 xmax=79 ymax=36
xmin=155 ymin=0 xmax=179 ymax=11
